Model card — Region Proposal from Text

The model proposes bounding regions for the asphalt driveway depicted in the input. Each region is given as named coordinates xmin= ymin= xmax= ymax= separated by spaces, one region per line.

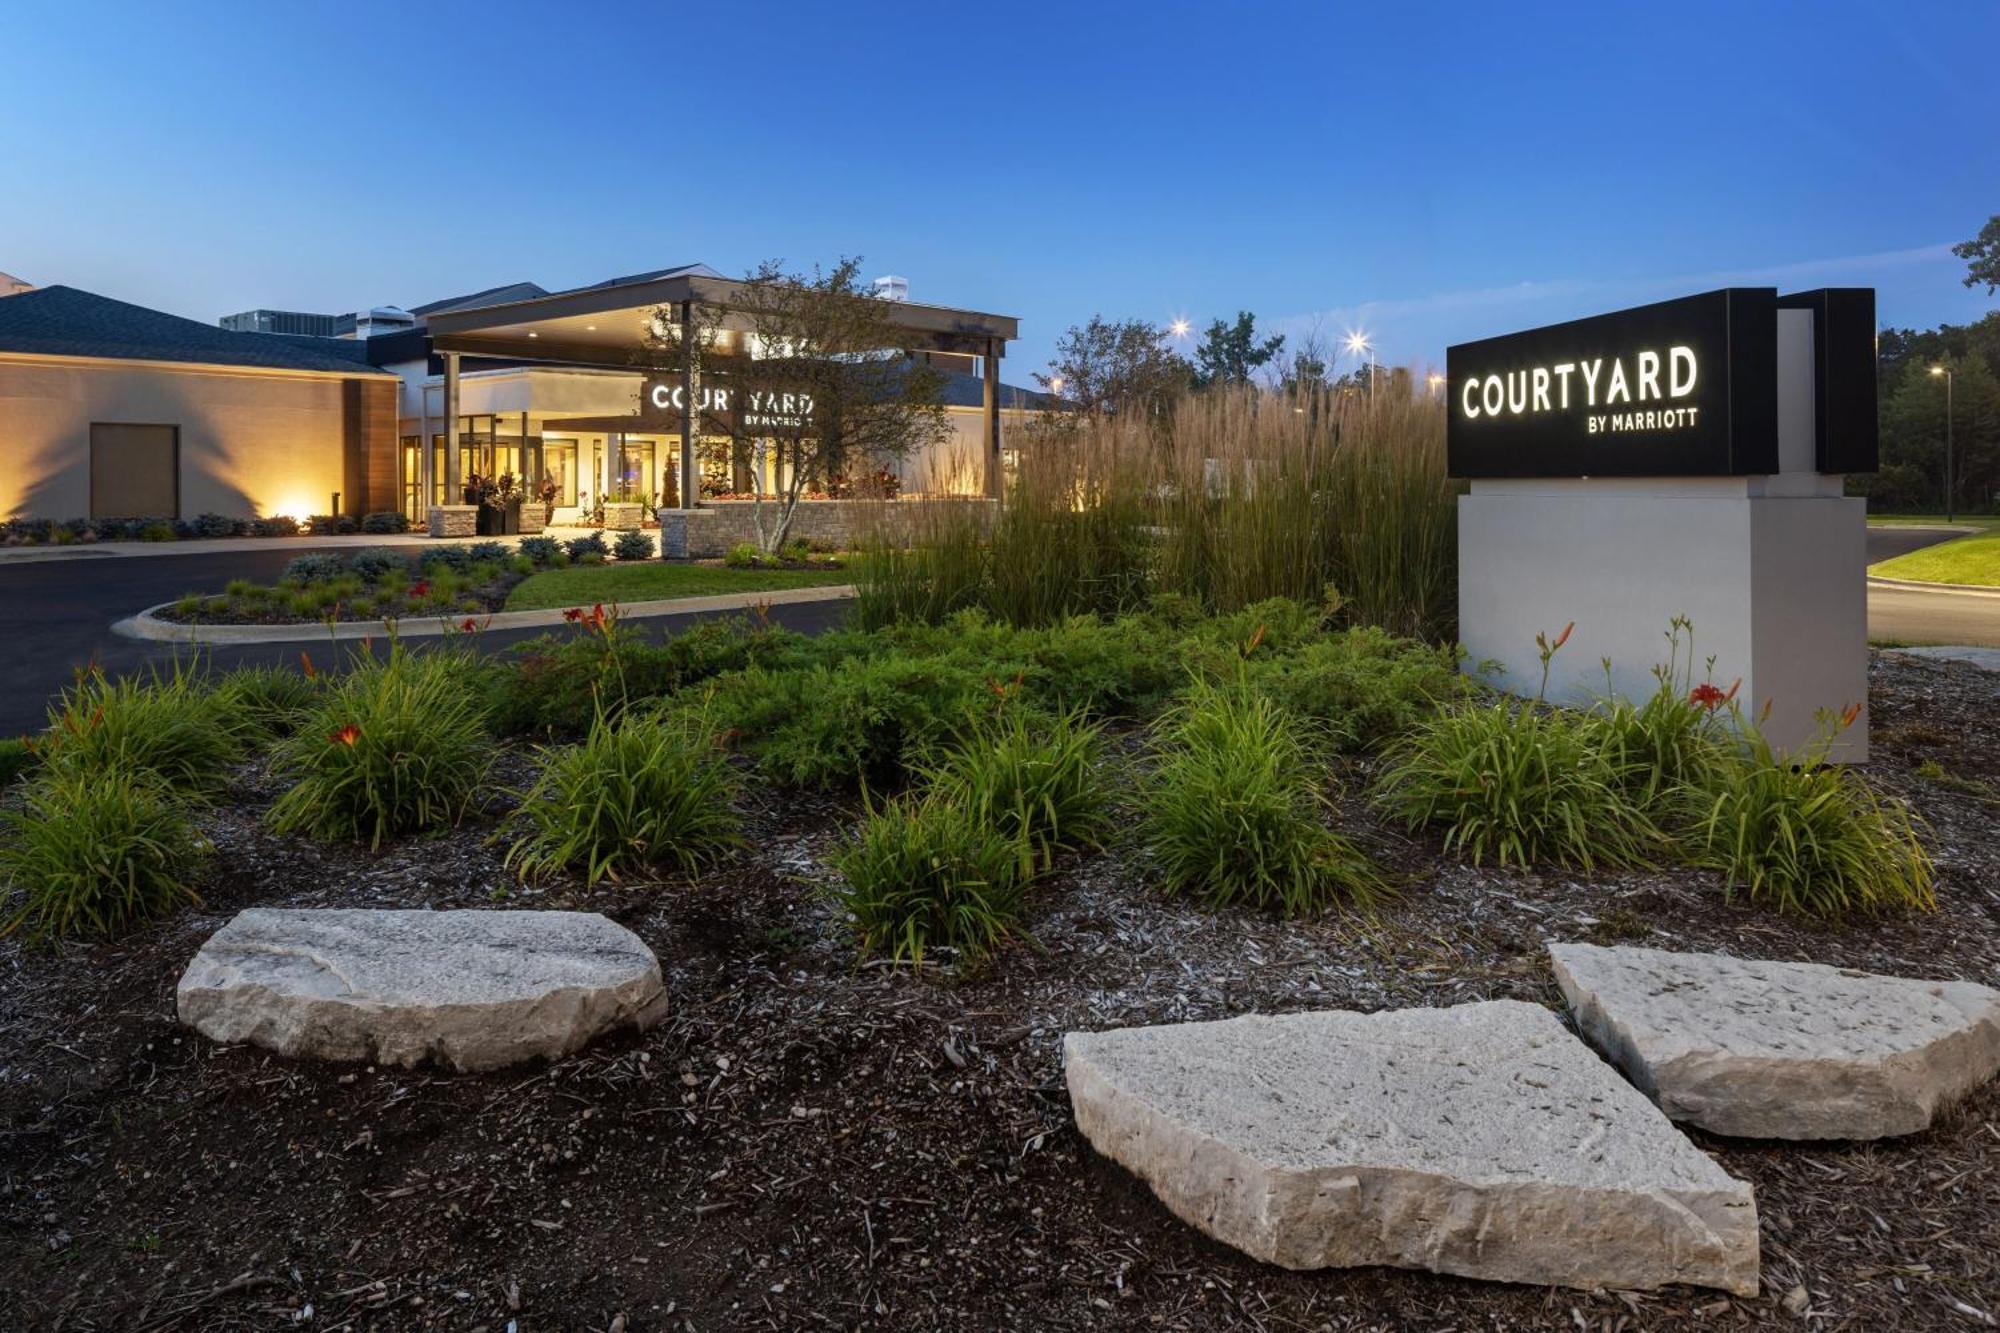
xmin=0 ymin=546 xmax=850 ymax=737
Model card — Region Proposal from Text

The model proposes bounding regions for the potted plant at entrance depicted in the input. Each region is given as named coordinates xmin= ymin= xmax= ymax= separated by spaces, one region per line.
xmin=495 ymin=473 xmax=523 ymax=536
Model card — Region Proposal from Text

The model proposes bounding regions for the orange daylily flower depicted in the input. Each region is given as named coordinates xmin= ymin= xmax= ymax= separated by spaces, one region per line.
xmin=330 ymin=723 xmax=360 ymax=747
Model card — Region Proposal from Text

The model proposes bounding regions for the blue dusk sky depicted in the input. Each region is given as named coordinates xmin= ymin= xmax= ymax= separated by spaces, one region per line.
xmin=3 ymin=1 xmax=1995 ymax=383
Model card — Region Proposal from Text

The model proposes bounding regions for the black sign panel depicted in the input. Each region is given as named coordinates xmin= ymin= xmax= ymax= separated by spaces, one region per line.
xmin=1446 ymin=289 xmax=1777 ymax=479
xmin=1776 ymin=287 xmax=1878 ymax=474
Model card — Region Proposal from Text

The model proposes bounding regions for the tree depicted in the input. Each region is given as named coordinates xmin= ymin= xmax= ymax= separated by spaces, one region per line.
xmin=1869 ymin=353 xmax=2000 ymax=513
xmin=1191 ymin=311 xmax=1285 ymax=389
xmin=643 ymin=257 xmax=949 ymax=553
xmin=1035 ymin=315 xmax=1189 ymax=418
xmin=1954 ymin=214 xmax=2000 ymax=295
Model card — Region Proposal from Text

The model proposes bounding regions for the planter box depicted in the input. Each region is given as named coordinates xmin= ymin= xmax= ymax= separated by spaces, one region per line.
xmin=602 ymin=502 xmax=645 ymax=532
xmin=427 ymin=505 xmax=478 ymax=539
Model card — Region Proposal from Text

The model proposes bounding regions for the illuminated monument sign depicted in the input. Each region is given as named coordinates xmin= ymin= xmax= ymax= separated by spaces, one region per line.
xmin=1447 ymin=287 xmax=1876 ymax=479
xmin=1449 ymin=287 xmax=1878 ymax=761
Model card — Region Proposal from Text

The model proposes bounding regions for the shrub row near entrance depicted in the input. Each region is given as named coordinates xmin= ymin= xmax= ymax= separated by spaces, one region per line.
xmin=0 ymin=511 xmax=409 ymax=546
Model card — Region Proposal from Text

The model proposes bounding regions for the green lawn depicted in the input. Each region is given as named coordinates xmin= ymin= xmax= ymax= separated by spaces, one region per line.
xmin=505 ymin=562 xmax=853 ymax=611
xmin=1869 ymin=532 xmax=2000 ymax=587
xmin=1867 ymin=513 xmax=2000 ymax=531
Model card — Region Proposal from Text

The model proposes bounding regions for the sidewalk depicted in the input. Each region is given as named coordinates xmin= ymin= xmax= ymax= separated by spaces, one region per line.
xmin=0 ymin=525 xmax=612 ymax=566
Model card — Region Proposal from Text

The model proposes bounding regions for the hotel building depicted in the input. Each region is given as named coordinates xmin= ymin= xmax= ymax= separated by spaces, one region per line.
xmin=0 ymin=266 xmax=1035 ymax=532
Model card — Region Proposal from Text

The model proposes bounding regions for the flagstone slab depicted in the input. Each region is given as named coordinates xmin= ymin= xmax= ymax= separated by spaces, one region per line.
xmin=177 ymin=908 xmax=666 ymax=1072
xmin=1064 ymin=1000 xmax=1758 ymax=1294
xmin=1549 ymin=942 xmax=2000 ymax=1141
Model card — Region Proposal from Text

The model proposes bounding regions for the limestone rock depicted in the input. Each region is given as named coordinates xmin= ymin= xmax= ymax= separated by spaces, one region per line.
xmin=1550 ymin=942 xmax=2000 ymax=1140
xmin=177 ymin=908 xmax=666 ymax=1072
xmin=1065 ymin=1000 xmax=1757 ymax=1294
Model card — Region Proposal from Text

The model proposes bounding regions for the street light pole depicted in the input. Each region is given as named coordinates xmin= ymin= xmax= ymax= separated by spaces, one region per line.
xmin=1930 ymin=365 xmax=1955 ymax=524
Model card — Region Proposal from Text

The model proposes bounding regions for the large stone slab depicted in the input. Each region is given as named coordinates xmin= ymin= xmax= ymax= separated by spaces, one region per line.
xmin=1065 ymin=1000 xmax=1758 ymax=1294
xmin=1550 ymin=942 xmax=2000 ymax=1140
xmin=177 ymin=909 xmax=667 ymax=1072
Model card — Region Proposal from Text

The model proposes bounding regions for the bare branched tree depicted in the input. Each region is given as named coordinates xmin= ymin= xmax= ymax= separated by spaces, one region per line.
xmin=642 ymin=257 xmax=949 ymax=553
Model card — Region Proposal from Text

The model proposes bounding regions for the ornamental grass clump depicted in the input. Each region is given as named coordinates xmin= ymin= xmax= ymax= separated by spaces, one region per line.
xmin=922 ymin=705 xmax=1109 ymax=876
xmin=505 ymin=711 xmax=743 ymax=885
xmin=1679 ymin=713 xmax=1934 ymax=918
xmin=267 ymin=645 xmax=492 ymax=848
xmin=831 ymin=791 xmax=1025 ymax=965
xmin=39 ymin=661 xmax=254 ymax=795
xmin=1375 ymin=697 xmax=1655 ymax=870
xmin=213 ymin=663 xmax=321 ymax=739
xmin=1144 ymin=679 xmax=1380 ymax=915
xmin=0 ymin=769 xmax=208 ymax=941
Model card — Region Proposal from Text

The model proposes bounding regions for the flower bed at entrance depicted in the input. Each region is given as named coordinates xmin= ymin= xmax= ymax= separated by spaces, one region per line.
xmin=2 ymin=598 xmax=1996 ymax=1328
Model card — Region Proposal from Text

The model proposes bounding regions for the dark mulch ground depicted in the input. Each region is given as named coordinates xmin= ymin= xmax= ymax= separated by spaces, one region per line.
xmin=1 ymin=652 xmax=1996 ymax=1331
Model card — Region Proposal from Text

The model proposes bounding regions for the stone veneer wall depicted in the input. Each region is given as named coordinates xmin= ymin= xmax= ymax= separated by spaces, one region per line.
xmin=427 ymin=505 xmax=478 ymax=538
xmin=655 ymin=498 xmax=997 ymax=558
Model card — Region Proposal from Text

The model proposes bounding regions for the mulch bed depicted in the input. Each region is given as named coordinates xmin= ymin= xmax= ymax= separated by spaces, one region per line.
xmin=1 ymin=652 xmax=1996 ymax=1330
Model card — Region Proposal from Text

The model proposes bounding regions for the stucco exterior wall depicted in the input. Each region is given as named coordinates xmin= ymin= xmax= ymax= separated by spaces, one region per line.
xmin=0 ymin=356 xmax=394 ymax=520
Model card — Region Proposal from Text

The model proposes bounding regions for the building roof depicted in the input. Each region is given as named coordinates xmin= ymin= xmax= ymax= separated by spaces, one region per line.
xmin=939 ymin=370 xmax=1049 ymax=411
xmin=407 ymin=282 xmax=551 ymax=319
xmin=0 ymin=286 xmax=391 ymax=375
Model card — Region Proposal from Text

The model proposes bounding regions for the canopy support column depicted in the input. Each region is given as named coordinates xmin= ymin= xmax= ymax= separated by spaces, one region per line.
xmin=442 ymin=352 xmax=462 ymax=499
xmin=983 ymin=338 xmax=1002 ymax=499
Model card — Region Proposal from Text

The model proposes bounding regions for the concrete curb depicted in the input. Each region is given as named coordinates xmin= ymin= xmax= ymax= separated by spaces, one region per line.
xmin=1867 ymin=576 xmax=2000 ymax=599
xmin=112 ymin=583 xmax=856 ymax=645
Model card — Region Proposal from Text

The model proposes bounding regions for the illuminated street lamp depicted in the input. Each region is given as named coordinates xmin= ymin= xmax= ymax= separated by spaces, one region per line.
xmin=1168 ymin=317 xmax=1191 ymax=340
xmin=1930 ymin=364 xmax=1955 ymax=523
xmin=1427 ymin=372 xmax=1445 ymax=396
xmin=1345 ymin=330 xmax=1376 ymax=398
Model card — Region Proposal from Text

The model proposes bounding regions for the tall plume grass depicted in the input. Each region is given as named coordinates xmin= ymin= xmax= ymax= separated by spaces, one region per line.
xmin=855 ymin=382 xmax=1459 ymax=641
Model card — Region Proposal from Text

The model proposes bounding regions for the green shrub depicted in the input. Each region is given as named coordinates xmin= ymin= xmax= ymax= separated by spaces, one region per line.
xmin=831 ymin=792 xmax=1025 ymax=965
xmin=1679 ymin=727 xmax=1934 ymax=917
xmin=212 ymin=664 xmax=320 ymax=738
xmin=506 ymin=711 xmax=742 ymax=884
xmin=1250 ymin=624 xmax=1466 ymax=750
xmin=566 ymin=531 xmax=610 ymax=561
xmin=0 ymin=770 xmax=207 ymax=941
xmin=518 ymin=535 xmax=563 ymax=566
xmin=282 ymin=552 xmax=348 ymax=584
xmin=361 ymin=510 xmax=409 ymax=534
xmin=614 ymin=529 xmax=656 ymax=561
xmin=348 ymin=547 xmax=415 ymax=582
xmin=1376 ymin=698 xmax=1654 ymax=869
xmin=1144 ymin=681 xmax=1379 ymax=915
xmin=1589 ymin=685 xmax=1731 ymax=806
xmin=466 ymin=540 xmax=510 ymax=564
xmin=735 ymin=652 xmax=994 ymax=789
xmin=0 ymin=737 xmax=37 ymax=787
xmin=724 ymin=541 xmax=763 ymax=569
xmin=923 ymin=707 xmax=1108 ymax=875
xmin=40 ymin=664 xmax=252 ymax=794
xmin=267 ymin=646 xmax=493 ymax=847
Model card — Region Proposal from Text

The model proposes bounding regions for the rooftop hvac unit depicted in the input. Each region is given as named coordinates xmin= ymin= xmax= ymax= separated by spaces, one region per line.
xmin=872 ymin=275 xmax=909 ymax=302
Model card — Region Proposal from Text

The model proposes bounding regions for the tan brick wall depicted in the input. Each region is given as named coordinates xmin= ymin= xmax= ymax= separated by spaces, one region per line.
xmin=0 ymin=354 xmax=396 ymax=521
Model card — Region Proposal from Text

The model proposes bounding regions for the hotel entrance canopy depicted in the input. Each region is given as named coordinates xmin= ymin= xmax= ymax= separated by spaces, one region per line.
xmin=424 ymin=269 xmax=1020 ymax=503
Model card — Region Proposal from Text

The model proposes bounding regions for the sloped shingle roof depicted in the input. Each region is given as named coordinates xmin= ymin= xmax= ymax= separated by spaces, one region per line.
xmin=0 ymin=286 xmax=389 ymax=375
